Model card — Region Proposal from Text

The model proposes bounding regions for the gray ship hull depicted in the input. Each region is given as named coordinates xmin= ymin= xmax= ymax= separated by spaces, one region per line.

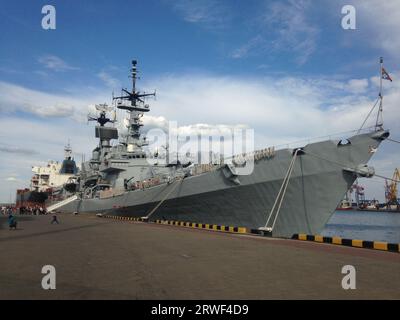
xmin=58 ymin=131 xmax=388 ymax=238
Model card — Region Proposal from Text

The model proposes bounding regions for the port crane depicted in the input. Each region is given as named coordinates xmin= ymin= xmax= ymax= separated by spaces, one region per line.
xmin=351 ymin=182 xmax=365 ymax=206
xmin=385 ymin=168 xmax=400 ymax=204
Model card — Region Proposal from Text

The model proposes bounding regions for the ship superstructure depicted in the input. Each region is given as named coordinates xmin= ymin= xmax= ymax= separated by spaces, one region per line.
xmin=31 ymin=144 xmax=78 ymax=192
xmin=16 ymin=144 xmax=78 ymax=208
xmin=74 ymin=60 xmax=182 ymax=201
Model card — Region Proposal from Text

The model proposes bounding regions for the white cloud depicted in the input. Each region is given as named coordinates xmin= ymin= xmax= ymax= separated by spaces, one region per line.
xmin=322 ymin=0 xmax=400 ymax=60
xmin=264 ymin=0 xmax=318 ymax=65
xmin=171 ymin=0 xmax=231 ymax=29
xmin=2 ymin=72 xmax=398 ymax=142
xmin=230 ymin=0 xmax=400 ymax=65
xmin=97 ymin=71 xmax=120 ymax=89
xmin=0 ymin=81 xmax=108 ymax=120
xmin=231 ymin=36 xmax=266 ymax=59
xmin=355 ymin=0 xmax=400 ymax=55
xmin=232 ymin=0 xmax=318 ymax=64
xmin=38 ymin=55 xmax=79 ymax=72
xmin=347 ymin=79 xmax=369 ymax=94
xmin=145 ymin=73 xmax=397 ymax=142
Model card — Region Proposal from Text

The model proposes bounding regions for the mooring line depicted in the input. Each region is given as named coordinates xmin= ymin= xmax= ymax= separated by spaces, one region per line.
xmin=304 ymin=150 xmax=400 ymax=183
xmin=144 ymin=178 xmax=183 ymax=220
xmin=263 ymin=149 xmax=299 ymax=232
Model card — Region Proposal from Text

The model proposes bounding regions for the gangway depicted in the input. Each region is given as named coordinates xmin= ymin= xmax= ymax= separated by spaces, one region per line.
xmin=46 ymin=195 xmax=78 ymax=212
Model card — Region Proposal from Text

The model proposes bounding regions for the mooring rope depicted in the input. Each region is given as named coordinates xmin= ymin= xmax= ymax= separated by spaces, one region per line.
xmin=144 ymin=178 xmax=183 ymax=219
xmin=264 ymin=149 xmax=299 ymax=231
xmin=304 ymin=150 xmax=400 ymax=183
xmin=374 ymin=174 xmax=400 ymax=184
xmin=388 ymin=138 xmax=400 ymax=144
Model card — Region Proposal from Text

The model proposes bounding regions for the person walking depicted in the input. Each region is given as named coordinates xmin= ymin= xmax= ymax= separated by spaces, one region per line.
xmin=8 ymin=214 xmax=17 ymax=230
xmin=51 ymin=214 xmax=59 ymax=224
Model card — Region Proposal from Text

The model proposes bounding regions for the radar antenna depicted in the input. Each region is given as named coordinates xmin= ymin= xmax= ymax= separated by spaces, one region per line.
xmin=87 ymin=103 xmax=117 ymax=127
xmin=112 ymin=60 xmax=156 ymax=110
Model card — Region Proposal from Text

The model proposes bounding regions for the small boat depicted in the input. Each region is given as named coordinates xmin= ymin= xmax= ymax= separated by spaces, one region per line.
xmin=337 ymin=200 xmax=353 ymax=210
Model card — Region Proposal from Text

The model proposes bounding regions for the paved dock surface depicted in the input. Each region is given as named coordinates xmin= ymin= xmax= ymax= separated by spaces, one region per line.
xmin=0 ymin=214 xmax=399 ymax=299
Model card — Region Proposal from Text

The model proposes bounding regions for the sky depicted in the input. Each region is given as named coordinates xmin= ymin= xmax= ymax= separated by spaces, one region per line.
xmin=0 ymin=0 xmax=399 ymax=202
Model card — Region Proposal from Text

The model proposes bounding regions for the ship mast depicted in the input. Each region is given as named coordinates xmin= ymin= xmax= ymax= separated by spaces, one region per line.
xmin=64 ymin=141 xmax=72 ymax=160
xmin=131 ymin=60 xmax=137 ymax=102
xmin=113 ymin=60 xmax=156 ymax=152
xmin=358 ymin=57 xmax=391 ymax=133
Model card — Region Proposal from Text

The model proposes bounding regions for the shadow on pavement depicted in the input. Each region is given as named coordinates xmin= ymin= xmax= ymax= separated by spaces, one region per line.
xmin=0 ymin=221 xmax=110 ymax=242
xmin=0 ymin=215 xmax=35 ymax=230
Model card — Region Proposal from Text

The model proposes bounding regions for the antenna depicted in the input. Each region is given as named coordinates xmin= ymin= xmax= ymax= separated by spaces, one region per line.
xmin=87 ymin=103 xmax=116 ymax=127
xmin=113 ymin=60 xmax=156 ymax=110
xmin=132 ymin=60 xmax=137 ymax=100
xmin=111 ymin=59 xmax=156 ymax=151
xmin=358 ymin=57 xmax=390 ymax=133
xmin=375 ymin=57 xmax=384 ymax=130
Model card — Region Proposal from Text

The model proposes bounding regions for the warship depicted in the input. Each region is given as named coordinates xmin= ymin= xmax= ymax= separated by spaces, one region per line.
xmin=50 ymin=59 xmax=390 ymax=238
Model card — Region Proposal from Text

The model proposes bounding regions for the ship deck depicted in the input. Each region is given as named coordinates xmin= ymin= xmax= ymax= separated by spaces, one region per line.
xmin=0 ymin=213 xmax=399 ymax=299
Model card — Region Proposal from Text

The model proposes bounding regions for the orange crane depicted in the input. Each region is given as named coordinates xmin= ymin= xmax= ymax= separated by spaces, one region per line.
xmin=385 ymin=168 xmax=400 ymax=204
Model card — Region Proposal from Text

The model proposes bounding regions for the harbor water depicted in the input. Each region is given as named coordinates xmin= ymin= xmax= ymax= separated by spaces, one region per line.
xmin=322 ymin=210 xmax=400 ymax=243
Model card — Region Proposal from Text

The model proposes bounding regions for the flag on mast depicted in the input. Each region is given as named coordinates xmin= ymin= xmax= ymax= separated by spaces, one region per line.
xmin=382 ymin=67 xmax=393 ymax=82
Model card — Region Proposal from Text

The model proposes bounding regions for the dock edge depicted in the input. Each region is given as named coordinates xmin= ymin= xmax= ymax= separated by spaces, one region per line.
xmin=292 ymin=234 xmax=400 ymax=253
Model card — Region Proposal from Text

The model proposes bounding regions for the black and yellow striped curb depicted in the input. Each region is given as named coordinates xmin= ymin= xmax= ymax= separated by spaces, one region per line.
xmin=155 ymin=220 xmax=248 ymax=234
xmin=99 ymin=215 xmax=247 ymax=234
xmin=292 ymin=234 xmax=400 ymax=253
xmin=100 ymin=215 xmax=399 ymax=251
xmin=102 ymin=215 xmax=144 ymax=222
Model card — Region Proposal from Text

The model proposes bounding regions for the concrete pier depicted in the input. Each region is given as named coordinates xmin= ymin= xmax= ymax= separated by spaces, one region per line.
xmin=0 ymin=213 xmax=399 ymax=299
